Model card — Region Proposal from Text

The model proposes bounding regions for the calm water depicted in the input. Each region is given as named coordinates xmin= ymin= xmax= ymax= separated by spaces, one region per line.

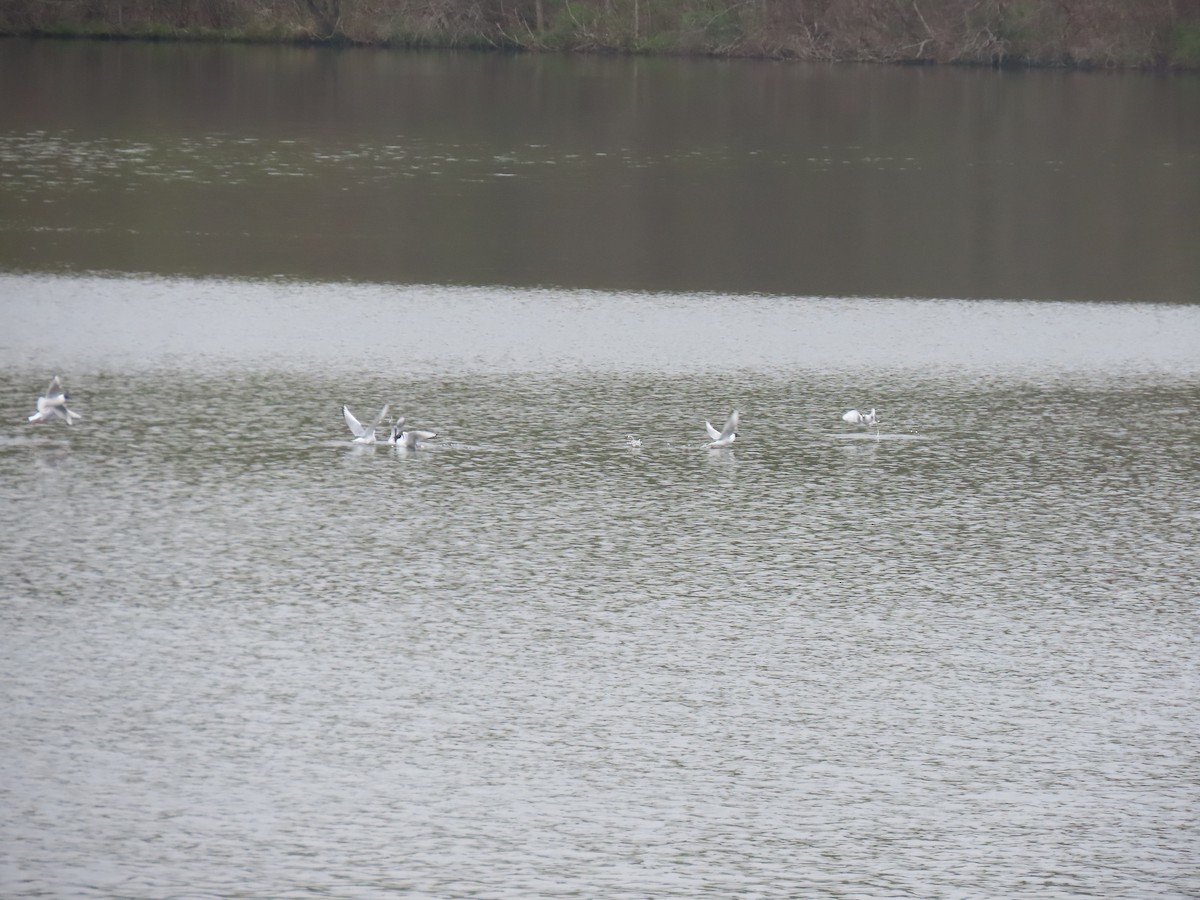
xmin=2 ymin=40 xmax=1200 ymax=900
xmin=1 ymin=39 xmax=1198 ymax=301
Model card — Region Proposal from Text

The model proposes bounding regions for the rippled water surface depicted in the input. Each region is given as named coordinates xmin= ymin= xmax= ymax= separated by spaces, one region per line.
xmin=2 ymin=274 xmax=1199 ymax=897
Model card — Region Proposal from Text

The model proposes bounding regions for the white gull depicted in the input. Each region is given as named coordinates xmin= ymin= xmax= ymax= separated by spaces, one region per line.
xmin=704 ymin=410 xmax=739 ymax=449
xmin=28 ymin=376 xmax=82 ymax=425
xmin=343 ymin=404 xmax=390 ymax=444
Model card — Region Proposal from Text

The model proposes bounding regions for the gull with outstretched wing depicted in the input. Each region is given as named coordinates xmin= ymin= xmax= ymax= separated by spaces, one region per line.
xmin=343 ymin=404 xmax=390 ymax=444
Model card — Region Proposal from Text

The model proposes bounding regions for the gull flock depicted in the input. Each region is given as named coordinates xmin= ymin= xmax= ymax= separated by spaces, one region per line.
xmin=27 ymin=376 xmax=882 ymax=449
xmin=342 ymin=404 xmax=439 ymax=449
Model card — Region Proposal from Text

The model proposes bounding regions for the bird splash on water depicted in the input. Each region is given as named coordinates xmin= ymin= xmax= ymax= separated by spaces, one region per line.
xmin=842 ymin=408 xmax=878 ymax=428
xmin=704 ymin=410 xmax=739 ymax=449
xmin=388 ymin=417 xmax=438 ymax=450
xmin=28 ymin=376 xmax=82 ymax=425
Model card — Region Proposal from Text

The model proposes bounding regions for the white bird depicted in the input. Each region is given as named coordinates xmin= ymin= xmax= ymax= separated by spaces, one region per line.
xmin=343 ymin=404 xmax=389 ymax=444
xmin=704 ymin=410 xmax=739 ymax=448
xmin=385 ymin=417 xmax=405 ymax=444
xmin=386 ymin=415 xmax=437 ymax=449
xmin=843 ymin=408 xmax=878 ymax=427
xmin=28 ymin=376 xmax=82 ymax=425
xmin=626 ymin=434 xmax=642 ymax=448
xmin=389 ymin=424 xmax=438 ymax=450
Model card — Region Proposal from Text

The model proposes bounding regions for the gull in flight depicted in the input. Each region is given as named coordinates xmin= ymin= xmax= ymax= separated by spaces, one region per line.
xmin=28 ymin=376 xmax=82 ymax=425
xmin=343 ymin=404 xmax=389 ymax=444
xmin=704 ymin=410 xmax=739 ymax=448
xmin=388 ymin=417 xmax=437 ymax=450
xmin=843 ymin=408 xmax=878 ymax=427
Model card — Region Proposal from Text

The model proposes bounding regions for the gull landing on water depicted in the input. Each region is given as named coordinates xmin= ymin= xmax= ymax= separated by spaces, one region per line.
xmin=843 ymin=408 xmax=878 ymax=427
xmin=388 ymin=418 xmax=437 ymax=450
xmin=626 ymin=434 xmax=642 ymax=448
xmin=704 ymin=410 xmax=739 ymax=449
xmin=28 ymin=376 xmax=82 ymax=425
xmin=343 ymin=404 xmax=389 ymax=444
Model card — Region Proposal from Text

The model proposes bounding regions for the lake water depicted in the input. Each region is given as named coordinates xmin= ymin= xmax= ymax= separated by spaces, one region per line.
xmin=1 ymin=39 xmax=1198 ymax=301
xmin=2 ymin=41 xmax=1199 ymax=899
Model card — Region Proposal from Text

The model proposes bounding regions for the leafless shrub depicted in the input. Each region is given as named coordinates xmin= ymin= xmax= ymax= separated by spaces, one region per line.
xmin=0 ymin=0 xmax=1195 ymax=67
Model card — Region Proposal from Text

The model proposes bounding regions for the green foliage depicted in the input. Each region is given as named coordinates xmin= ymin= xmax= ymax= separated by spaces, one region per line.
xmin=634 ymin=31 xmax=677 ymax=53
xmin=1169 ymin=22 xmax=1200 ymax=68
xmin=536 ymin=0 xmax=625 ymax=51
xmin=680 ymin=0 xmax=743 ymax=51
xmin=970 ymin=0 xmax=1044 ymax=65
xmin=131 ymin=23 xmax=185 ymax=39
xmin=535 ymin=3 xmax=586 ymax=51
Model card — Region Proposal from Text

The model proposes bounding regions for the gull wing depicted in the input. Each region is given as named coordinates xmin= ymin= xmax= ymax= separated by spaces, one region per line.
xmin=394 ymin=428 xmax=436 ymax=449
xmin=45 ymin=375 xmax=63 ymax=398
xmin=705 ymin=420 xmax=722 ymax=441
xmin=358 ymin=404 xmax=389 ymax=442
xmin=387 ymin=417 xmax=406 ymax=443
xmin=367 ymin=404 xmax=390 ymax=431
xmin=343 ymin=405 xmax=366 ymax=438
xmin=718 ymin=410 xmax=739 ymax=441
xmin=344 ymin=404 xmax=389 ymax=440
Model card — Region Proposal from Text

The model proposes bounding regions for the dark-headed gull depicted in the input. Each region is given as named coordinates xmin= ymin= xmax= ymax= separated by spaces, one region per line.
xmin=385 ymin=417 xmax=405 ymax=445
xmin=704 ymin=410 xmax=739 ymax=449
xmin=388 ymin=422 xmax=437 ymax=450
xmin=343 ymin=404 xmax=389 ymax=444
xmin=28 ymin=376 xmax=82 ymax=425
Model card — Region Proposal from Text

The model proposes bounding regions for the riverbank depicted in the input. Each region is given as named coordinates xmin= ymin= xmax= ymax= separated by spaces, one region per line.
xmin=2 ymin=0 xmax=1199 ymax=69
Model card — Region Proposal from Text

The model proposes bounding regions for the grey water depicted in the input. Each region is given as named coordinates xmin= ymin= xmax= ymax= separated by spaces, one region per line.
xmin=2 ymin=40 xmax=1200 ymax=899
xmin=3 ymin=274 xmax=1199 ymax=897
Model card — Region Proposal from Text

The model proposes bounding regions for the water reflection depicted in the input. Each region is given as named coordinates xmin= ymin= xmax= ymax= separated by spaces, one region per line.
xmin=1 ymin=41 xmax=1197 ymax=301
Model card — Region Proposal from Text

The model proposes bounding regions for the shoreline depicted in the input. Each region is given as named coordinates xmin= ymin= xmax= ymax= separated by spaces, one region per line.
xmin=2 ymin=0 xmax=1199 ymax=72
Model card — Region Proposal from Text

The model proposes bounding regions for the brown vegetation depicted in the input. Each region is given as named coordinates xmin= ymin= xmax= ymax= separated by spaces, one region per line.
xmin=2 ymin=0 xmax=1198 ymax=68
